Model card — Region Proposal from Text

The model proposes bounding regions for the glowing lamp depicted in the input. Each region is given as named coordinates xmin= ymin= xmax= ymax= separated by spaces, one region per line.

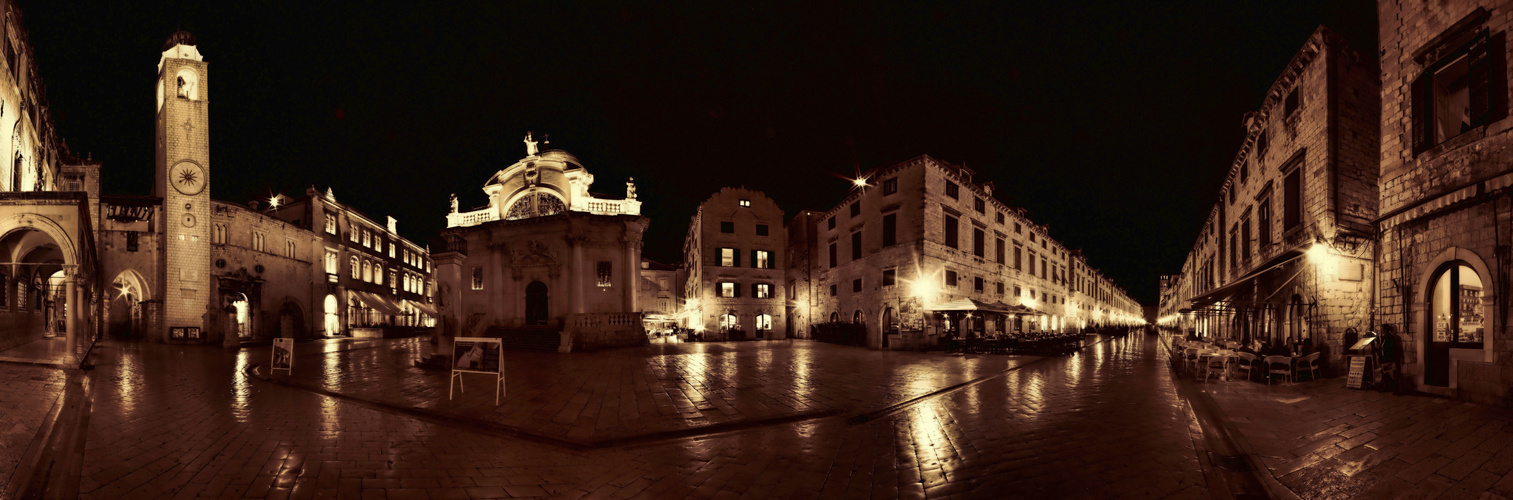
xmin=852 ymin=176 xmax=868 ymax=188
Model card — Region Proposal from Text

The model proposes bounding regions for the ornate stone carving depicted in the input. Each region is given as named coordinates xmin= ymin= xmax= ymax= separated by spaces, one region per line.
xmin=510 ymin=239 xmax=559 ymax=268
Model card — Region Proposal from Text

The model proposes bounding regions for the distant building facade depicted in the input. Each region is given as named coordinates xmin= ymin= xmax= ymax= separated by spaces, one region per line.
xmin=435 ymin=138 xmax=649 ymax=351
xmin=637 ymin=258 xmax=679 ymax=333
xmin=1158 ymin=27 xmax=1380 ymax=374
xmin=681 ymin=188 xmax=786 ymax=340
xmin=787 ymin=155 xmax=1141 ymax=350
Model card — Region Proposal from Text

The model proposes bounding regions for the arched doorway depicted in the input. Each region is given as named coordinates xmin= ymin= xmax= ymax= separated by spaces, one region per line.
xmin=108 ymin=272 xmax=149 ymax=339
xmin=324 ymin=294 xmax=340 ymax=336
xmin=279 ymin=301 xmax=306 ymax=340
xmin=881 ymin=307 xmax=896 ymax=348
xmin=1426 ymin=261 xmax=1486 ymax=387
xmin=525 ymin=281 xmax=548 ymax=326
xmin=228 ymin=292 xmax=251 ymax=340
xmin=754 ymin=314 xmax=771 ymax=339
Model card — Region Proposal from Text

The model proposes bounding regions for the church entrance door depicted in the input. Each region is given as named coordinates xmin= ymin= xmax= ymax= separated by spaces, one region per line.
xmin=525 ymin=281 xmax=548 ymax=326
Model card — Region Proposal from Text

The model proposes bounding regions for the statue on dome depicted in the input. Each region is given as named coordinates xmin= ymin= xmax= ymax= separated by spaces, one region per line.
xmin=450 ymin=193 xmax=459 ymax=213
xmin=626 ymin=177 xmax=637 ymax=200
xmin=524 ymin=131 xmax=539 ymax=156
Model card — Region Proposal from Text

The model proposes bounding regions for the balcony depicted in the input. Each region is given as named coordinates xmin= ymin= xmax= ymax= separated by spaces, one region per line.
xmin=446 ymin=208 xmax=498 ymax=228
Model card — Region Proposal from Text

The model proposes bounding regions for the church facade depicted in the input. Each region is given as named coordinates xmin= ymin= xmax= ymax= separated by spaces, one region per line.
xmin=435 ymin=136 xmax=648 ymax=351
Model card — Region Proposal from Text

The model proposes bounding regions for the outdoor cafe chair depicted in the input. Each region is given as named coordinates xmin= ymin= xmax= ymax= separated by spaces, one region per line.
xmin=1202 ymin=352 xmax=1229 ymax=382
xmin=1182 ymin=348 xmax=1201 ymax=373
xmin=1294 ymin=352 xmax=1322 ymax=382
xmin=1233 ymin=352 xmax=1258 ymax=381
xmin=1264 ymin=355 xmax=1292 ymax=384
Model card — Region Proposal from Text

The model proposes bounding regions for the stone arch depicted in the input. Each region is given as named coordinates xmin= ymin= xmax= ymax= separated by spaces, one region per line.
xmin=1413 ymin=246 xmax=1496 ymax=391
xmin=278 ymin=299 xmax=307 ymax=340
xmin=0 ymin=213 xmax=79 ymax=268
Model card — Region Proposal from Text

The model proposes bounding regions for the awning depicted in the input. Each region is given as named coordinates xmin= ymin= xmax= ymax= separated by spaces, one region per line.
xmin=405 ymin=299 xmax=438 ymax=316
xmin=1188 ymin=249 xmax=1306 ymax=308
xmin=355 ymin=291 xmax=402 ymax=315
xmin=927 ymin=298 xmax=1012 ymax=313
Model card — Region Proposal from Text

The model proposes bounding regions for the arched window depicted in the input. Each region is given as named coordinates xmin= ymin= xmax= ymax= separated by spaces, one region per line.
xmin=882 ymin=307 xmax=898 ymax=335
xmin=1431 ymin=262 xmax=1485 ymax=346
xmin=719 ymin=314 xmax=738 ymax=331
xmin=853 ymin=310 xmax=863 ymax=324
xmin=830 ymin=312 xmax=838 ymax=323
xmin=755 ymin=314 xmax=772 ymax=332
xmin=1288 ymin=295 xmax=1308 ymax=343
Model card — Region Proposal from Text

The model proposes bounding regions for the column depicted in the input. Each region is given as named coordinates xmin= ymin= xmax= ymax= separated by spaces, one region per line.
xmin=571 ymin=237 xmax=585 ymax=314
xmin=624 ymin=241 xmax=638 ymax=312
xmin=64 ymin=268 xmax=76 ymax=358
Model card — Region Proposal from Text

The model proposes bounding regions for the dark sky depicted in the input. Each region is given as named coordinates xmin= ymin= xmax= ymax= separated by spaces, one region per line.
xmin=20 ymin=1 xmax=1376 ymax=306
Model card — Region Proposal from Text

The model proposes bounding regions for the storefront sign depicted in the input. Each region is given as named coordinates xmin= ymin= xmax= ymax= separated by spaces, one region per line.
xmin=271 ymin=338 xmax=293 ymax=374
xmin=450 ymin=337 xmax=505 ymax=405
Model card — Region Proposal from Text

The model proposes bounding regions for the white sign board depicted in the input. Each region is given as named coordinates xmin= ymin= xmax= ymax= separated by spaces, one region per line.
xmin=271 ymin=338 xmax=293 ymax=374
xmin=450 ymin=337 xmax=505 ymax=405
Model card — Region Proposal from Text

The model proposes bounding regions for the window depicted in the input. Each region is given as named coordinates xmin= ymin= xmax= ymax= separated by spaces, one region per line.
xmin=325 ymin=249 xmax=339 ymax=275
xmin=754 ymin=283 xmax=771 ymax=299
xmin=945 ymin=181 xmax=959 ymax=199
xmin=851 ymin=231 xmax=862 ymax=260
xmin=389 ymin=242 xmax=396 ymax=258
xmin=996 ymin=282 xmax=1005 ymax=295
xmin=1014 ymin=222 xmax=1022 ymax=234
xmin=389 ymin=271 xmax=397 ymax=292
xmin=974 ymin=198 xmax=985 ymax=214
xmin=1041 ymin=257 xmax=1047 ymax=278
xmin=720 ymin=221 xmax=734 ymax=233
xmin=362 ymin=229 xmax=371 ymax=247
xmin=1254 ymin=132 xmax=1267 ymax=164
xmin=995 ymin=238 xmax=1005 ymax=264
xmin=972 ymin=228 xmax=985 ymax=258
xmin=471 ymin=268 xmax=483 ymax=290
xmin=756 ymin=224 xmax=768 ymax=236
xmin=213 ymin=223 xmax=227 ymax=244
xmin=883 ymin=178 xmax=898 ymax=195
xmin=375 ymin=265 xmax=384 ymax=285
xmin=852 ymin=279 xmax=862 ymax=293
xmin=720 ymin=248 xmax=740 ymax=267
xmin=1015 ymin=247 xmax=1022 ymax=271
xmin=1240 ymin=161 xmax=1249 ymax=185
xmin=739 ymin=199 xmax=751 ymax=207
xmin=350 ymin=225 xmax=359 ymax=243
xmin=829 ymin=284 xmax=837 ymax=296
xmin=351 ymin=256 xmax=360 ymax=279
xmin=944 ymin=215 xmax=958 ymax=249
xmin=285 ymin=240 xmax=296 ymax=258
xmin=1229 ymin=224 xmax=1239 ymax=270
xmin=126 ymin=232 xmax=139 ymax=252
xmin=1258 ymin=197 xmax=1272 ymax=251
xmin=882 ymin=214 xmax=896 ymax=247
xmin=882 ymin=269 xmax=896 ymax=287
xmin=828 ymin=217 xmax=836 ymax=230
xmin=1430 ymin=262 xmax=1485 ymax=346
xmin=974 ymin=276 xmax=984 ymax=293
xmin=252 ymin=232 xmax=266 ymax=252
xmin=1284 ymin=87 xmax=1300 ymax=117
xmin=1415 ymin=27 xmax=1506 ymax=153
xmin=945 ymin=270 xmax=957 ymax=287
xmin=1015 ymin=285 xmax=1022 ymax=297
xmin=325 ymin=213 xmax=337 ymax=234
xmin=996 ymin=212 xmax=1005 ymax=224
xmin=1228 ymin=188 xmax=1236 ymax=205
xmin=597 ymin=261 xmax=613 ymax=287
xmin=850 ymin=202 xmax=860 ymax=217
xmin=719 ymin=282 xmax=739 ymax=298
xmin=828 ymin=243 xmax=837 ymax=268
xmin=753 ymin=250 xmax=773 ymax=269
xmin=1240 ymin=212 xmax=1252 ymax=264
xmin=1283 ymin=166 xmax=1302 ymax=230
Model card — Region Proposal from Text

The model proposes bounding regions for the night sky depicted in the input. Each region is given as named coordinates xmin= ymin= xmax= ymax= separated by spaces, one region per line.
xmin=20 ymin=1 xmax=1377 ymax=306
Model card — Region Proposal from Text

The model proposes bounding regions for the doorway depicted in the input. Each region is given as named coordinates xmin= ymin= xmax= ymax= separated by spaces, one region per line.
xmin=525 ymin=281 xmax=548 ymax=326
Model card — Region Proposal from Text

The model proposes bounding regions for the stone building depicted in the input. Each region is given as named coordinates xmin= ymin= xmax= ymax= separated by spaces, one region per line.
xmin=267 ymin=187 xmax=436 ymax=338
xmin=435 ymin=136 xmax=648 ymax=351
xmin=681 ymin=187 xmax=786 ymax=340
xmin=1377 ymin=2 xmax=1513 ymax=402
xmin=787 ymin=155 xmax=1142 ymax=350
xmin=637 ymin=258 xmax=679 ymax=334
xmin=1162 ymin=27 xmax=1380 ymax=373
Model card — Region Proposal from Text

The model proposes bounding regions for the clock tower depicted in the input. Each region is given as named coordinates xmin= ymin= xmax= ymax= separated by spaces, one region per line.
xmin=155 ymin=30 xmax=212 ymax=343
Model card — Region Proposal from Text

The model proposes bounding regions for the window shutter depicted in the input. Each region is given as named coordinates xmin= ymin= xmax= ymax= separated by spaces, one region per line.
xmin=1470 ymin=29 xmax=1493 ymax=126
xmin=751 ymin=284 xmax=758 ymax=297
xmin=1490 ymin=31 xmax=1509 ymax=124
xmin=1412 ymin=71 xmax=1432 ymax=153
xmin=734 ymin=283 xmax=742 ymax=298
xmin=751 ymin=250 xmax=758 ymax=268
xmin=733 ymin=249 xmax=741 ymax=267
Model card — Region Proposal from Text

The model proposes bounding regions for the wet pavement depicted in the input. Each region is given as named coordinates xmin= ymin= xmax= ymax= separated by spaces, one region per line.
xmin=1193 ymin=360 xmax=1513 ymax=500
xmin=0 ymin=362 xmax=66 ymax=495
xmin=3 ymin=332 xmax=1222 ymax=499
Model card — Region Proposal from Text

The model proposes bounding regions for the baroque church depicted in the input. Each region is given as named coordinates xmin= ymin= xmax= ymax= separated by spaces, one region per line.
xmin=435 ymin=134 xmax=649 ymax=351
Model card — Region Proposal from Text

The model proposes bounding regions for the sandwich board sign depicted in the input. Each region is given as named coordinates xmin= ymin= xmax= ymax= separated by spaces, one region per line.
xmin=271 ymin=338 xmax=294 ymax=375
xmin=451 ymin=337 xmax=505 ymax=405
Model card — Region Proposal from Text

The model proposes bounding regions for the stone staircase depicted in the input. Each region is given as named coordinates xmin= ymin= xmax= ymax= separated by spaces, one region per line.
xmin=486 ymin=326 xmax=561 ymax=352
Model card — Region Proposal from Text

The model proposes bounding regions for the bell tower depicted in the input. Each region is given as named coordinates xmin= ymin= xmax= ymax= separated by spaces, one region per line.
xmin=155 ymin=30 xmax=212 ymax=343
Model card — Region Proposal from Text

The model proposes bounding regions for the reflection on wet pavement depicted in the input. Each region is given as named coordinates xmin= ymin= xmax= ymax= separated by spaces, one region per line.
xmin=59 ymin=333 xmax=1210 ymax=499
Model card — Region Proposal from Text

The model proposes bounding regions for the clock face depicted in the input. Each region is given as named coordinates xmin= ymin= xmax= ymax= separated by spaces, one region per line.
xmin=170 ymin=161 xmax=206 ymax=195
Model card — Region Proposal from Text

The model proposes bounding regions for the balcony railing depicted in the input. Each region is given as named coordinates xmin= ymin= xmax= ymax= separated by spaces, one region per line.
xmin=446 ymin=208 xmax=498 ymax=228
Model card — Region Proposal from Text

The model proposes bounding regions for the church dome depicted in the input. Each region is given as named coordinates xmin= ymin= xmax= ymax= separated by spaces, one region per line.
xmin=164 ymin=30 xmax=198 ymax=51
